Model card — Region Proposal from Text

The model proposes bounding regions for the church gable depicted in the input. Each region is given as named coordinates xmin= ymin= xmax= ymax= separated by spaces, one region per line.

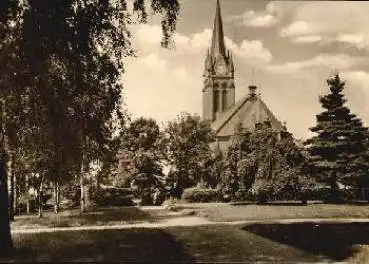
xmin=211 ymin=95 xmax=253 ymax=136
xmin=213 ymin=94 xmax=285 ymax=138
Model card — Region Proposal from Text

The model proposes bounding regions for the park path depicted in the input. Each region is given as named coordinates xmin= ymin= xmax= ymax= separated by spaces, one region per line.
xmin=11 ymin=215 xmax=369 ymax=234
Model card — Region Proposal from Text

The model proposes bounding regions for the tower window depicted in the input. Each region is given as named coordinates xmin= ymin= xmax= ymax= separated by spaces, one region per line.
xmin=223 ymin=90 xmax=227 ymax=110
xmin=214 ymin=90 xmax=220 ymax=112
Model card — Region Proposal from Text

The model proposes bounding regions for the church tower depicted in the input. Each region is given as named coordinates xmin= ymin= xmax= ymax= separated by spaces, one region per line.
xmin=202 ymin=0 xmax=235 ymax=122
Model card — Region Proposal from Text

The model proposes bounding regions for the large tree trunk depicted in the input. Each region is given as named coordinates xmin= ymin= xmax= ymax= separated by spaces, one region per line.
xmin=12 ymin=159 xmax=17 ymax=216
xmin=7 ymin=155 xmax=13 ymax=221
xmin=53 ymin=170 xmax=60 ymax=214
xmin=38 ymin=177 xmax=43 ymax=218
xmin=56 ymin=180 xmax=60 ymax=212
xmin=25 ymin=174 xmax=30 ymax=214
xmin=0 ymin=159 xmax=14 ymax=255
xmin=80 ymin=160 xmax=85 ymax=213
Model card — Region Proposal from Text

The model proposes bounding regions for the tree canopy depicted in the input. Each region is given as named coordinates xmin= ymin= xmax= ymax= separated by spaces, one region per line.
xmin=163 ymin=113 xmax=215 ymax=198
xmin=305 ymin=74 xmax=369 ymax=192
xmin=0 ymin=0 xmax=181 ymax=254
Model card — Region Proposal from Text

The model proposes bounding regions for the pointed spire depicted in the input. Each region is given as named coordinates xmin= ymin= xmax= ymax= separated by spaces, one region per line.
xmin=210 ymin=0 xmax=226 ymax=58
xmin=228 ymin=51 xmax=234 ymax=74
xmin=204 ymin=49 xmax=213 ymax=76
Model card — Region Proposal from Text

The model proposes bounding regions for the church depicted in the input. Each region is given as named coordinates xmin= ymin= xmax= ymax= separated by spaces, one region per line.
xmin=202 ymin=0 xmax=287 ymax=154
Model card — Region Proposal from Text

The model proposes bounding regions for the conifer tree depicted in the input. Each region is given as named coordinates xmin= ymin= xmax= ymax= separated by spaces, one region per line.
xmin=305 ymin=74 xmax=368 ymax=200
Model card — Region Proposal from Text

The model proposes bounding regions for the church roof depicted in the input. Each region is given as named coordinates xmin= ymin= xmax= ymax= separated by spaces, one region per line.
xmin=211 ymin=94 xmax=286 ymax=137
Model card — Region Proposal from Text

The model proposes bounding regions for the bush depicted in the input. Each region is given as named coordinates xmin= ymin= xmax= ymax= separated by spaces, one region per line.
xmin=63 ymin=185 xmax=81 ymax=206
xmin=234 ymin=189 xmax=253 ymax=202
xmin=152 ymin=188 xmax=167 ymax=205
xmin=305 ymin=186 xmax=330 ymax=201
xmin=89 ymin=186 xmax=134 ymax=206
xmin=181 ymin=187 xmax=220 ymax=203
xmin=255 ymin=187 xmax=270 ymax=204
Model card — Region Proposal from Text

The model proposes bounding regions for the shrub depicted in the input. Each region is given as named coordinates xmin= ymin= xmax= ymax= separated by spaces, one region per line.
xmin=63 ymin=185 xmax=81 ymax=206
xmin=255 ymin=187 xmax=270 ymax=204
xmin=303 ymin=186 xmax=330 ymax=201
xmin=181 ymin=187 xmax=220 ymax=203
xmin=234 ymin=189 xmax=253 ymax=202
xmin=152 ymin=188 xmax=168 ymax=205
xmin=89 ymin=186 xmax=134 ymax=206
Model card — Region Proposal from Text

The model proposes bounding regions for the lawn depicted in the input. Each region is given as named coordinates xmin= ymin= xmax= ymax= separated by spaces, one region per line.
xmin=4 ymin=223 xmax=369 ymax=262
xmin=1 ymin=225 xmax=332 ymax=263
xmin=188 ymin=203 xmax=369 ymax=222
xmin=11 ymin=206 xmax=179 ymax=230
xmin=3 ymin=205 xmax=369 ymax=262
xmin=12 ymin=203 xmax=369 ymax=230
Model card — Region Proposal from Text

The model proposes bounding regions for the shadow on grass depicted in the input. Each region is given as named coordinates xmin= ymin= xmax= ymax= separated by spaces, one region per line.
xmin=4 ymin=229 xmax=196 ymax=263
xmin=244 ymin=222 xmax=369 ymax=261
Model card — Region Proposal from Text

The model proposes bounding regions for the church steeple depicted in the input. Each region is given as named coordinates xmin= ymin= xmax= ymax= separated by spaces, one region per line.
xmin=202 ymin=0 xmax=236 ymax=122
xmin=210 ymin=0 xmax=226 ymax=58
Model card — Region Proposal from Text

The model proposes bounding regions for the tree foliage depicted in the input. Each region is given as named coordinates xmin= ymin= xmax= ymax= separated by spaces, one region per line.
xmin=163 ymin=113 xmax=215 ymax=198
xmin=0 ymin=0 xmax=180 ymax=254
xmin=222 ymin=122 xmax=311 ymax=201
xmin=118 ymin=117 xmax=164 ymax=205
xmin=305 ymin=74 xmax=369 ymax=193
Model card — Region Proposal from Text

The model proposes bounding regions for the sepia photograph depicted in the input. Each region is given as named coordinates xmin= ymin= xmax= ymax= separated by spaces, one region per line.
xmin=1 ymin=0 xmax=369 ymax=263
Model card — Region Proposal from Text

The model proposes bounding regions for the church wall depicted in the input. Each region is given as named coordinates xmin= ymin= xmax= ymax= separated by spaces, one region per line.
xmin=216 ymin=100 xmax=254 ymax=137
xmin=203 ymin=87 xmax=214 ymax=121
xmin=226 ymin=87 xmax=235 ymax=110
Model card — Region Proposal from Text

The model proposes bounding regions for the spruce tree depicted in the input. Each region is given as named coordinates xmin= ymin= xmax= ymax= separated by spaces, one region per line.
xmin=305 ymin=74 xmax=368 ymax=200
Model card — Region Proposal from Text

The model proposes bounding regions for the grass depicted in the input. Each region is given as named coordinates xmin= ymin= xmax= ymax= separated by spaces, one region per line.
xmin=11 ymin=206 xmax=175 ymax=230
xmin=190 ymin=203 xmax=369 ymax=222
xmin=4 ymin=205 xmax=369 ymax=262
xmin=2 ymin=225 xmax=331 ymax=263
xmin=13 ymin=203 xmax=369 ymax=230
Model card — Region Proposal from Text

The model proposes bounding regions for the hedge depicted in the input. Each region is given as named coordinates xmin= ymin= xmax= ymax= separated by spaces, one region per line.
xmin=181 ymin=187 xmax=220 ymax=203
xmin=89 ymin=186 xmax=134 ymax=206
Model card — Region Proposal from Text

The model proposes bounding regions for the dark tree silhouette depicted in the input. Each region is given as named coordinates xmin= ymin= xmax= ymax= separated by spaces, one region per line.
xmin=305 ymin=74 xmax=369 ymax=201
xmin=0 ymin=159 xmax=13 ymax=255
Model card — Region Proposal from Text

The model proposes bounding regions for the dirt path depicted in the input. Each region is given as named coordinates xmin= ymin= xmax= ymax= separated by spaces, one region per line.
xmin=11 ymin=216 xmax=369 ymax=234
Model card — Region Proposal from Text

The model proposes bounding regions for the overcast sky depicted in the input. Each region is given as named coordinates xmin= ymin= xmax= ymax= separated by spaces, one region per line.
xmin=122 ymin=0 xmax=369 ymax=140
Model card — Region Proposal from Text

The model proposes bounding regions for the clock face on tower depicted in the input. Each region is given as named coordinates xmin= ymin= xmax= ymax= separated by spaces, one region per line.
xmin=215 ymin=59 xmax=228 ymax=75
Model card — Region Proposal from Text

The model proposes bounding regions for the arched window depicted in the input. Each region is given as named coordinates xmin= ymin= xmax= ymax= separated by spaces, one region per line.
xmin=214 ymin=90 xmax=220 ymax=112
xmin=222 ymin=90 xmax=227 ymax=110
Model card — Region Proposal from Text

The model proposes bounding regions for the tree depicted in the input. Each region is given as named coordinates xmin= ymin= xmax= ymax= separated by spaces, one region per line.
xmin=0 ymin=0 xmax=181 ymax=255
xmin=222 ymin=121 xmax=310 ymax=202
xmin=163 ymin=113 xmax=215 ymax=198
xmin=250 ymin=122 xmax=311 ymax=202
xmin=202 ymin=146 xmax=224 ymax=189
xmin=219 ymin=124 xmax=251 ymax=200
xmin=131 ymin=150 xmax=164 ymax=205
xmin=0 ymin=157 xmax=14 ymax=255
xmin=305 ymin=74 xmax=369 ymax=201
xmin=119 ymin=117 xmax=165 ymax=205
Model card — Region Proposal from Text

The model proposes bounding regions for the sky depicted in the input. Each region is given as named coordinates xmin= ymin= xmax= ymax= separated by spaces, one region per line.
xmin=122 ymin=0 xmax=369 ymax=140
